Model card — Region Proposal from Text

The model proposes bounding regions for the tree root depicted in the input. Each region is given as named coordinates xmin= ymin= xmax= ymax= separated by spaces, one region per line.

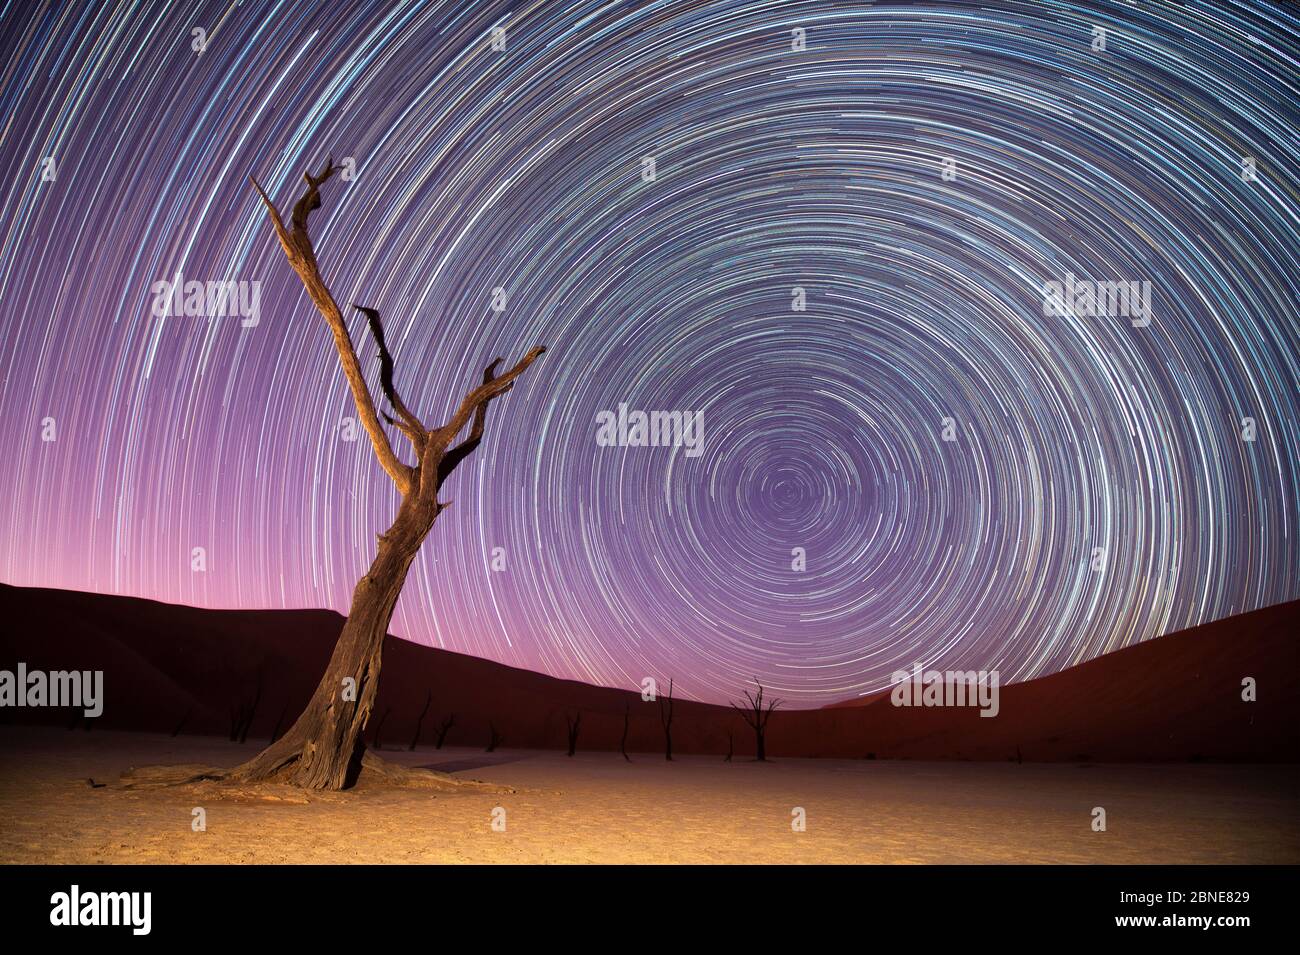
xmin=117 ymin=763 xmax=229 ymax=789
xmin=118 ymin=748 xmax=510 ymax=795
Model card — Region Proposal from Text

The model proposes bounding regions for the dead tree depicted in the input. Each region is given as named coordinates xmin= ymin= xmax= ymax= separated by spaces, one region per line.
xmin=564 ymin=711 xmax=581 ymax=756
xmin=269 ymin=706 xmax=289 ymax=744
xmin=434 ymin=713 xmax=456 ymax=749
xmin=229 ymin=676 xmax=262 ymax=743
xmin=409 ymin=691 xmax=433 ymax=750
xmin=132 ymin=161 xmax=544 ymax=792
xmin=724 ymin=729 xmax=734 ymax=763
xmin=125 ymin=161 xmax=544 ymax=791
xmin=730 ymin=679 xmax=783 ymax=762
xmin=371 ymin=706 xmax=392 ymax=750
xmin=170 ymin=708 xmax=191 ymax=738
xmin=239 ymin=677 xmax=262 ymax=743
xmin=486 ymin=723 xmax=504 ymax=753
xmin=659 ymin=678 xmax=675 ymax=761
xmin=619 ymin=703 xmax=631 ymax=762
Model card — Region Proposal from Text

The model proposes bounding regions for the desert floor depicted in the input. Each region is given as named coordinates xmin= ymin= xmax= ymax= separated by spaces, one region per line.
xmin=1 ymin=728 xmax=1296 ymax=864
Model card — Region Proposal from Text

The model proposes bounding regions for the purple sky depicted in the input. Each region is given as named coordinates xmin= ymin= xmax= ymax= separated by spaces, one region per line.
xmin=1 ymin=0 xmax=1297 ymax=705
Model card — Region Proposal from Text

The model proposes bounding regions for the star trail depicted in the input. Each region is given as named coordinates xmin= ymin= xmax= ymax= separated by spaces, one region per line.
xmin=0 ymin=0 xmax=1296 ymax=706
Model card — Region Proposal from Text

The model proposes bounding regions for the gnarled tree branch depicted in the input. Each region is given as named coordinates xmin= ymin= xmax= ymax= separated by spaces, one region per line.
xmin=253 ymin=159 xmax=544 ymax=507
xmin=354 ymin=304 xmax=426 ymax=451
xmin=251 ymin=160 xmax=414 ymax=493
xmin=436 ymin=358 xmax=500 ymax=489
xmin=420 ymin=346 xmax=546 ymax=498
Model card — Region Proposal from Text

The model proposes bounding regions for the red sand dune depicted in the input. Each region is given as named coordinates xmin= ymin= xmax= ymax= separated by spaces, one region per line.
xmin=1 ymin=583 xmax=1295 ymax=761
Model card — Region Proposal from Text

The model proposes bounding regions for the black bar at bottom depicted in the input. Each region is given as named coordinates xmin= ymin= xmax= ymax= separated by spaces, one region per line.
xmin=0 ymin=864 xmax=1289 ymax=939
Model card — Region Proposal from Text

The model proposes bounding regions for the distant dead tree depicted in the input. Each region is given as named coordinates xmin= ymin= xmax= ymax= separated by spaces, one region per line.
xmin=170 ymin=708 xmax=192 ymax=738
xmin=724 ymin=729 xmax=734 ymax=763
xmin=730 ymin=679 xmax=783 ymax=762
xmin=619 ymin=703 xmax=631 ymax=762
xmin=486 ymin=723 xmax=504 ymax=753
xmin=371 ymin=706 xmax=392 ymax=750
xmin=659 ymin=678 xmax=675 ymax=761
xmin=229 ymin=675 xmax=263 ymax=744
xmin=269 ymin=706 xmax=289 ymax=744
xmin=564 ymin=711 xmax=581 ymax=757
xmin=409 ymin=691 xmax=433 ymax=750
xmin=119 ymin=161 xmax=547 ymax=791
xmin=434 ymin=713 xmax=456 ymax=749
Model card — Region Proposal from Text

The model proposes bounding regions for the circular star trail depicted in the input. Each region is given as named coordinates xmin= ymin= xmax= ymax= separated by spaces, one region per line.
xmin=0 ymin=0 xmax=1297 ymax=705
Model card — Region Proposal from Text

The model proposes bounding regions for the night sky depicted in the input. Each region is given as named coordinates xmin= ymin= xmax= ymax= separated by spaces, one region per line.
xmin=1 ymin=0 xmax=1296 ymax=706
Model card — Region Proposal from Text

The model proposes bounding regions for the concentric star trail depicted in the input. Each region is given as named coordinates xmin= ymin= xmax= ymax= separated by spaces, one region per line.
xmin=1 ymin=0 xmax=1296 ymax=706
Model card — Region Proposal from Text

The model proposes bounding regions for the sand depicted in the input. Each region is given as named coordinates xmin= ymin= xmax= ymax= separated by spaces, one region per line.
xmin=1 ymin=728 xmax=1296 ymax=864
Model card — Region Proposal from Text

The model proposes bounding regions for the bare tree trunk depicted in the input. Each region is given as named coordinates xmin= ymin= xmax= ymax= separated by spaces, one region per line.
xmin=237 ymin=675 xmax=262 ymax=743
xmin=435 ymin=714 xmax=456 ymax=749
xmin=228 ymin=495 xmax=437 ymax=788
xmin=565 ymin=711 xmax=581 ymax=757
xmin=659 ymin=678 xmax=674 ymax=762
xmin=269 ymin=706 xmax=288 ymax=744
xmin=229 ymin=683 xmax=260 ymax=743
xmin=620 ymin=704 xmax=631 ymax=762
xmin=372 ymin=706 xmax=393 ymax=750
xmin=409 ymin=691 xmax=433 ymax=750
